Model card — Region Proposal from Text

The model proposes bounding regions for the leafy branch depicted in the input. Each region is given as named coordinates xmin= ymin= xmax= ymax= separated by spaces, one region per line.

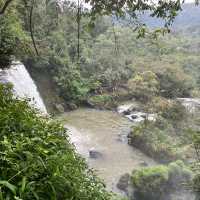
xmin=0 ymin=0 xmax=14 ymax=15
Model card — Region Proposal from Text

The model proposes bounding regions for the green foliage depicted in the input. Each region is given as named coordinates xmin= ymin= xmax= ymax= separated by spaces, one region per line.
xmin=87 ymin=94 xmax=117 ymax=109
xmin=160 ymin=100 xmax=187 ymax=122
xmin=1 ymin=0 xmax=197 ymax=108
xmin=52 ymin=59 xmax=89 ymax=103
xmin=129 ymin=120 xmax=178 ymax=163
xmin=86 ymin=0 xmax=182 ymax=30
xmin=0 ymin=0 xmax=199 ymax=107
xmin=157 ymin=67 xmax=194 ymax=98
xmin=189 ymin=130 xmax=200 ymax=198
xmin=131 ymin=160 xmax=193 ymax=200
xmin=129 ymin=103 xmax=195 ymax=163
xmin=127 ymin=71 xmax=159 ymax=102
xmin=0 ymin=83 xmax=113 ymax=200
xmin=132 ymin=165 xmax=169 ymax=199
xmin=81 ymin=27 xmax=134 ymax=91
xmin=0 ymin=1 xmax=28 ymax=68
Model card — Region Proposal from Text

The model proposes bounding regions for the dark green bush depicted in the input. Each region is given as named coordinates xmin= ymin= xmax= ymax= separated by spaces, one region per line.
xmin=0 ymin=5 xmax=28 ymax=69
xmin=132 ymin=165 xmax=169 ymax=200
xmin=161 ymin=100 xmax=187 ymax=122
xmin=0 ymin=84 xmax=112 ymax=200
xmin=127 ymin=71 xmax=159 ymax=103
xmin=132 ymin=160 xmax=193 ymax=200
xmin=157 ymin=67 xmax=194 ymax=98
xmin=129 ymin=121 xmax=178 ymax=163
xmin=87 ymin=94 xmax=117 ymax=109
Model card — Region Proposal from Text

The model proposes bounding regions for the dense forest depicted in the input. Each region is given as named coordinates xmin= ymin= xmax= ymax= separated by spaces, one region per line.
xmin=0 ymin=0 xmax=200 ymax=200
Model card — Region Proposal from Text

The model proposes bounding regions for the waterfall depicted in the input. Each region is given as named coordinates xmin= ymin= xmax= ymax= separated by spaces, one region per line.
xmin=0 ymin=61 xmax=47 ymax=114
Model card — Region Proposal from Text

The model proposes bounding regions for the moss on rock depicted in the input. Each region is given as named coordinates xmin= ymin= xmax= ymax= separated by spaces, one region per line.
xmin=131 ymin=160 xmax=193 ymax=200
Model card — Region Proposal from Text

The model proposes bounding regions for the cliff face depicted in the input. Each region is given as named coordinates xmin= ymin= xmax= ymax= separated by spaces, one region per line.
xmin=25 ymin=64 xmax=66 ymax=114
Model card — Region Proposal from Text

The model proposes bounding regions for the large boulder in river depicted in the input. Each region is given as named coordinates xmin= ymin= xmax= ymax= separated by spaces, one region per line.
xmin=89 ymin=148 xmax=103 ymax=159
xmin=68 ymin=102 xmax=78 ymax=110
xmin=126 ymin=112 xmax=157 ymax=123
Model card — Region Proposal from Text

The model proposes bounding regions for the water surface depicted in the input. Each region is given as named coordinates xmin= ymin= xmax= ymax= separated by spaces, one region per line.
xmin=58 ymin=108 xmax=156 ymax=192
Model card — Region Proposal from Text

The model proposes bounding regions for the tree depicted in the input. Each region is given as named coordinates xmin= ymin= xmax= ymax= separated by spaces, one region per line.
xmin=127 ymin=71 xmax=159 ymax=102
xmin=0 ymin=0 xmax=28 ymax=68
xmin=0 ymin=0 xmax=14 ymax=15
xmin=190 ymin=130 xmax=200 ymax=199
xmin=0 ymin=0 xmax=190 ymax=28
xmin=157 ymin=66 xmax=194 ymax=98
xmin=86 ymin=0 xmax=184 ymax=30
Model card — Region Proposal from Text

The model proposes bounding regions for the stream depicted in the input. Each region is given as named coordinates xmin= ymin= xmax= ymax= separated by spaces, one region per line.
xmin=58 ymin=108 xmax=157 ymax=193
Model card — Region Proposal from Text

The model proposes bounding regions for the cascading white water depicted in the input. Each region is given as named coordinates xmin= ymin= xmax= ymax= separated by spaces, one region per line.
xmin=0 ymin=61 xmax=47 ymax=114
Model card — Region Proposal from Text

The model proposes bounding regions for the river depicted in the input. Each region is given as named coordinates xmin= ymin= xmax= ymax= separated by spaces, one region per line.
xmin=57 ymin=108 xmax=157 ymax=193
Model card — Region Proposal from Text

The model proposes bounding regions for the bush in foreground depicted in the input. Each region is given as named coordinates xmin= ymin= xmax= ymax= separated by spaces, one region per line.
xmin=0 ymin=84 xmax=113 ymax=200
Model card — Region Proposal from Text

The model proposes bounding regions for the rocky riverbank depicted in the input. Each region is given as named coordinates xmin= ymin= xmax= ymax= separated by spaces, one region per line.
xmin=116 ymin=100 xmax=198 ymax=200
xmin=54 ymin=97 xmax=200 ymax=200
xmin=117 ymin=99 xmax=198 ymax=164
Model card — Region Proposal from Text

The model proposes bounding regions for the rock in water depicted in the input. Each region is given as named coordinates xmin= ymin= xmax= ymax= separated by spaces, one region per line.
xmin=117 ymin=173 xmax=131 ymax=191
xmin=117 ymin=104 xmax=135 ymax=114
xmin=139 ymin=161 xmax=148 ymax=167
xmin=89 ymin=148 xmax=103 ymax=159
xmin=68 ymin=103 xmax=78 ymax=110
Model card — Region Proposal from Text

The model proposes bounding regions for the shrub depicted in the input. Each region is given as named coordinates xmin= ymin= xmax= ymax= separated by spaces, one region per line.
xmin=160 ymin=100 xmax=187 ymax=122
xmin=127 ymin=71 xmax=159 ymax=102
xmin=131 ymin=161 xmax=193 ymax=200
xmin=150 ymin=97 xmax=172 ymax=113
xmin=129 ymin=121 xmax=178 ymax=163
xmin=157 ymin=67 xmax=194 ymax=98
xmin=87 ymin=94 xmax=117 ymax=109
xmin=0 ymin=84 xmax=112 ymax=200
xmin=132 ymin=165 xmax=169 ymax=200
xmin=0 ymin=5 xmax=28 ymax=68
xmin=129 ymin=113 xmax=196 ymax=164
xmin=52 ymin=59 xmax=89 ymax=103
xmin=191 ymin=130 xmax=200 ymax=199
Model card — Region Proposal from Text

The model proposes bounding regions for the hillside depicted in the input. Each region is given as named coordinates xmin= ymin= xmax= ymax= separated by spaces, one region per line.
xmin=138 ymin=3 xmax=200 ymax=34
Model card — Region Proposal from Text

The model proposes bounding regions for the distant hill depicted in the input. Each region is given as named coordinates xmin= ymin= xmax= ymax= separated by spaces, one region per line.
xmin=138 ymin=3 xmax=200 ymax=34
